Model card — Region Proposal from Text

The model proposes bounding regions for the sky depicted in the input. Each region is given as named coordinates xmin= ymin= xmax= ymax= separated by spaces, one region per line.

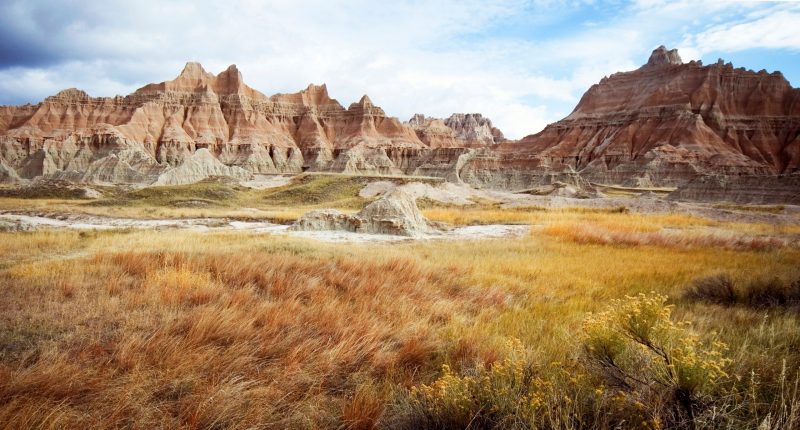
xmin=0 ymin=0 xmax=798 ymax=139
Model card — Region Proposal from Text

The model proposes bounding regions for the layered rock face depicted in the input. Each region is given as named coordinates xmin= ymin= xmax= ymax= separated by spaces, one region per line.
xmin=407 ymin=113 xmax=504 ymax=147
xmin=667 ymin=174 xmax=800 ymax=205
xmin=0 ymin=63 xmax=482 ymax=184
xmin=1 ymin=48 xmax=798 ymax=203
xmin=463 ymin=45 xmax=800 ymax=190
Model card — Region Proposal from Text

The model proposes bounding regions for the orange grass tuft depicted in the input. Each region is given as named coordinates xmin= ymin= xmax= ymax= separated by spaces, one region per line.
xmin=0 ymin=249 xmax=496 ymax=428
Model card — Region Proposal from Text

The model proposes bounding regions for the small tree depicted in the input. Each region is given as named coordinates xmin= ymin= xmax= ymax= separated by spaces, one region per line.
xmin=583 ymin=293 xmax=731 ymax=428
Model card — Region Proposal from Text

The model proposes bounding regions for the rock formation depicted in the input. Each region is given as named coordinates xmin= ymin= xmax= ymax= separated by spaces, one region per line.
xmin=1 ymin=47 xmax=798 ymax=204
xmin=0 ymin=61 xmax=513 ymax=185
xmin=291 ymin=189 xmax=433 ymax=236
xmin=668 ymin=174 xmax=800 ymax=205
xmin=0 ymin=63 xmax=440 ymax=183
xmin=470 ymin=45 xmax=800 ymax=190
xmin=444 ymin=113 xmax=505 ymax=145
xmin=407 ymin=113 xmax=504 ymax=147
xmin=154 ymin=148 xmax=252 ymax=186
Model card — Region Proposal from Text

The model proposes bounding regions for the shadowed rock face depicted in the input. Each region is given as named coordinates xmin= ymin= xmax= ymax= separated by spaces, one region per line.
xmin=668 ymin=174 xmax=800 ymax=205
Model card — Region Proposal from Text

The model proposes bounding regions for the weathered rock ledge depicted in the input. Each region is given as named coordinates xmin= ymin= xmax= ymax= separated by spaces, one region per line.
xmin=291 ymin=189 xmax=434 ymax=236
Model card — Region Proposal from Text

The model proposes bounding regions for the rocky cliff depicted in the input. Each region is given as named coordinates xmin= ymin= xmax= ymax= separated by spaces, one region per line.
xmin=469 ymin=45 xmax=800 ymax=190
xmin=1 ymin=48 xmax=799 ymax=201
xmin=407 ymin=113 xmax=504 ymax=147
xmin=0 ymin=63 xmax=483 ymax=184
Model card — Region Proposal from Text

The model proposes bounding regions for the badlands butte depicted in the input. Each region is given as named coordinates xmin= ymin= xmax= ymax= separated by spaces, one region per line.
xmin=1 ymin=46 xmax=799 ymax=204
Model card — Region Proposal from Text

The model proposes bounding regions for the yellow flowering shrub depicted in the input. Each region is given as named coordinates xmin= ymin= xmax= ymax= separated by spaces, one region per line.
xmin=402 ymin=295 xmax=734 ymax=429
xmin=408 ymin=338 xmax=547 ymax=428
xmin=583 ymin=293 xmax=732 ymax=425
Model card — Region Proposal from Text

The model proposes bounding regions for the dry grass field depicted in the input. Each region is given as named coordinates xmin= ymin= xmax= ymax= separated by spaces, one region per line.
xmin=1 ymin=177 xmax=799 ymax=428
xmin=0 ymin=212 xmax=798 ymax=428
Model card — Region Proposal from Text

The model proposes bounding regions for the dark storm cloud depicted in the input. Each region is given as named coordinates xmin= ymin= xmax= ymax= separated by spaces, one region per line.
xmin=0 ymin=31 xmax=61 ymax=68
xmin=0 ymin=1 xmax=75 ymax=68
xmin=0 ymin=1 xmax=151 ymax=70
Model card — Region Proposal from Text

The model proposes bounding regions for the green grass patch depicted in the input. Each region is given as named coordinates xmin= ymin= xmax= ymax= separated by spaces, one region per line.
xmin=0 ymin=181 xmax=113 ymax=200
xmin=86 ymin=178 xmax=245 ymax=208
xmin=261 ymin=174 xmax=371 ymax=209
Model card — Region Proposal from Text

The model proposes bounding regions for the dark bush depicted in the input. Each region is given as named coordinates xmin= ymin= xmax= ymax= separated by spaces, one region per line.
xmin=744 ymin=277 xmax=789 ymax=308
xmin=790 ymin=278 xmax=800 ymax=305
xmin=685 ymin=273 xmax=800 ymax=311
xmin=685 ymin=273 xmax=737 ymax=305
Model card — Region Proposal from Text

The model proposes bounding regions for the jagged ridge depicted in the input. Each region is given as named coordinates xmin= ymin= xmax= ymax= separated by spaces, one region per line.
xmin=462 ymin=45 xmax=800 ymax=190
xmin=0 ymin=63 xmax=503 ymax=184
xmin=1 ymin=47 xmax=798 ymax=200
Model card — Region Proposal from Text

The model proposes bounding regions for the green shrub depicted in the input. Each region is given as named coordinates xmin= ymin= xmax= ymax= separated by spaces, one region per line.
xmin=395 ymin=339 xmax=599 ymax=429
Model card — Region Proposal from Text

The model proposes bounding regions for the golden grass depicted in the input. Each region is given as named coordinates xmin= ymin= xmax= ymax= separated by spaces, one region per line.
xmin=422 ymin=206 xmax=546 ymax=225
xmin=424 ymin=205 xmax=800 ymax=244
xmin=542 ymin=221 xmax=785 ymax=251
xmin=0 ymin=209 xmax=799 ymax=428
xmin=423 ymin=205 xmax=711 ymax=227
xmin=0 ymin=238 xmax=507 ymax=428
xmin=0 ymin=231 xmax=91 ymax=268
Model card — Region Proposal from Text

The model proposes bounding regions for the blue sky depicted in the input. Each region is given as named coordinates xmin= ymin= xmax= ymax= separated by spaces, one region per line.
xmin=0 ymin=0 xmax=798 ymax=138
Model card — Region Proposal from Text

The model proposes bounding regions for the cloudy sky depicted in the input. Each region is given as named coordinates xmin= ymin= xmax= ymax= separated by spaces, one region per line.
xmin=0 ymin=0 xmax=798 ymax=138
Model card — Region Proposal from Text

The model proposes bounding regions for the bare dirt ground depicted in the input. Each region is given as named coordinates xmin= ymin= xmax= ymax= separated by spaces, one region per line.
xmin=0 ymin=211 xmax=531 ymax=243
xmin=239 ymin=174 xmax=293 ymax=189
xmin=1 ymin=176 xmax=798 ymax=243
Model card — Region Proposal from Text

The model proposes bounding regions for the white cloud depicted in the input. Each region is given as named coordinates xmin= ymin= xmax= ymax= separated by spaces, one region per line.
xmin=681 ymin=4 xmax=800 ymax=56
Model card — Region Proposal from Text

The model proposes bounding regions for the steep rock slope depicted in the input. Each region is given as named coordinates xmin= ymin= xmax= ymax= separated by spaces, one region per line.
xmin=1 ymin=48 xmax=798 ymax=198
xmin=0 ymin=63 xmax=438 ymax=183
xmin=463 ymin=46 xmax=800 ymax=189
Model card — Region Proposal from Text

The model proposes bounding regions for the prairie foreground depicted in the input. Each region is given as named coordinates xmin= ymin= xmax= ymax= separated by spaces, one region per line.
xmin=1 ymin=184 xmax=799 ymax=428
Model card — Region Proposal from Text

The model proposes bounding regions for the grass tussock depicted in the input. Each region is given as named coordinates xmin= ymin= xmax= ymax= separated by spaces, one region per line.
xmin=0 ymin=230 xmax=91 ymax=267
xmin=686 ymin=273 xmax=800 ymax=310
xmin=421 ymin=205 xmax=630 ymax=226
xmin=0 ymin=174 xmax=383 ymax=222
xmin=88 ymin=177 xmax=243 ymax=208
xmin=0 ymin=180 xmax=111 ymax=200
xmin=261 ymin=174 xmax=371 ymax=208
xmin=422 ymin=204 xmax=731 ymax=231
